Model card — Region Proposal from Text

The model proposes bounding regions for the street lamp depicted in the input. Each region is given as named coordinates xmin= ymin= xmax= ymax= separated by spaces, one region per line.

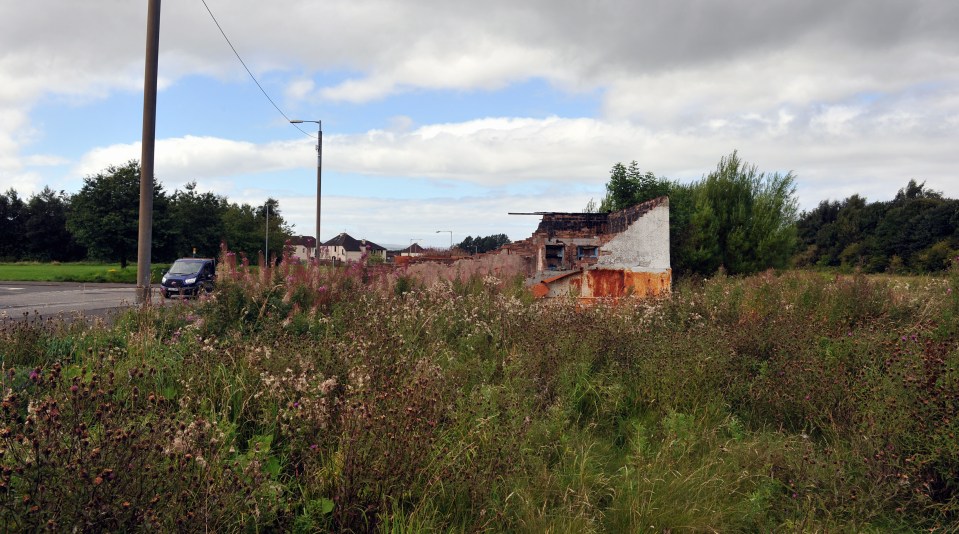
xmin=290 ymin=119 xmax=322 ymax=244
xmin=436 ymin=230 xmax=452 ymax=250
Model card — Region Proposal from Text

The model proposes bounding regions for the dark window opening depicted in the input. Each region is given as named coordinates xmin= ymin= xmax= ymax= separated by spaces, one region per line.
xmin=577 ymin=246 xmax=598 ymax=260
xmin=545 ymin=245 xmax=565 ymax=270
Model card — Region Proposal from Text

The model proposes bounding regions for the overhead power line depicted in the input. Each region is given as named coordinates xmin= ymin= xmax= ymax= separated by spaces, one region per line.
xmin=199 ymin=0 xmax=315 ymax=139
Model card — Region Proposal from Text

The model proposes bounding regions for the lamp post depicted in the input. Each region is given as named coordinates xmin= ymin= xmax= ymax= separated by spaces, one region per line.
xmin=290 ymin=119 xmax=322 ymax=244
xmin=436 ymin=230 xmax=452 ymax=250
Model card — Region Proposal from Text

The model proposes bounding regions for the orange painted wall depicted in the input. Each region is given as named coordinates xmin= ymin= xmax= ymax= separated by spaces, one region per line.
xmin=533 ymin=268 xmax=671 ymax=300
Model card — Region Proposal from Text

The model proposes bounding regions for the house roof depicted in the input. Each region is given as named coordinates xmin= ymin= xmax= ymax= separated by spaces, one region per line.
xmin=321 ymin=232 xmax=386 ymax=252
xmin=289 ymin=235 xmax=316 ymax=247
xmin=397 ymin=243 xmax=426 ymax=254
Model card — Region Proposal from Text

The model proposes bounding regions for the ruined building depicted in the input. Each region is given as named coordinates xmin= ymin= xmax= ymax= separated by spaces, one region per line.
xmin=510 ymin=196 xmax=671 ymax=299
xmin=396 ymin=196 xmax=671 ymax=300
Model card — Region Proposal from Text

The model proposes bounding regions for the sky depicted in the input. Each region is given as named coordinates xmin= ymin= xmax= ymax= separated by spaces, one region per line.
xmin=2 ymin=0 xmax=958 ymax=249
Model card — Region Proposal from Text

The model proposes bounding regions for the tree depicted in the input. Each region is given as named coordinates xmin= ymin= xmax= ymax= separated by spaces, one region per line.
xmin=684 ymin=151 xmax=797 ymax=274
xmin=169 ymin=182 xmax=228 ymax=258
xmin=222 ymin=203 xmax=261 ymax=259
xmin=23 ymin=187 xmax=85 ymax=262
xmin=794 ymin=180 xmax=959 ymax=273
xmin=0 ymin=189 xmax=26 ymax=260
xmin=596 ymin=152 xmax=799 ymax=277
xmin=455 ymin=234 xmax=511 ymax=254
xmin=222 ymin=198 xmax=292 ymax=262
xmin=259 ymin=199 xmax=293 ymax=263
xmin=67 ymin=161 xmax=170 ymax=268
xmin=598 ymin=161 xmax=670 ymax=212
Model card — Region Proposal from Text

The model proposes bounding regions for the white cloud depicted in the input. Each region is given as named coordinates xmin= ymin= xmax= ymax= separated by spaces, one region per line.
xmin=284 ymin=79 xmax=315 ymax=102
xmin=67 ymin=106 xmax=959 ymax=239
xmin=2 ymin=0 xmax=959 ymax=243
xmin=74 ymin=135 xmax=302 ymax=189
xmin=810 ymin=105 xmax=864 ymax=136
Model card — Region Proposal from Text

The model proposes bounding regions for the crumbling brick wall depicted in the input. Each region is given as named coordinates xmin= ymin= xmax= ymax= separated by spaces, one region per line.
xmin=400 ymin=250 xmax=532 ymax=286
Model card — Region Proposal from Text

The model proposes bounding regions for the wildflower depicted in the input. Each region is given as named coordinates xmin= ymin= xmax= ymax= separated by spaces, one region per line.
xmin=320 ymin=377 xmax=338 ymax=395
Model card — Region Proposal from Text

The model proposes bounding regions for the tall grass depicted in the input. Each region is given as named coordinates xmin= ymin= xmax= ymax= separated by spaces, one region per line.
xmin=1 ymin=247 xmax=958 ymax=531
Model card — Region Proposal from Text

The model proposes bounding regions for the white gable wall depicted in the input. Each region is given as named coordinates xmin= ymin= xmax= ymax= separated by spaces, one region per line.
xmin=596 ymin=203 xmax=670 ymax=272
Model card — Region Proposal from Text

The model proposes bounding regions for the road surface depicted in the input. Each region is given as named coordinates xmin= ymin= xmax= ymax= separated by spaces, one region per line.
xmin=0 ymin=282 xmax=165 ymax=321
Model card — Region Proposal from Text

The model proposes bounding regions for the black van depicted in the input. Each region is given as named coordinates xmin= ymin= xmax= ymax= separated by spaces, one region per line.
xmin=160 ymin=258 xmax=216 ymax=298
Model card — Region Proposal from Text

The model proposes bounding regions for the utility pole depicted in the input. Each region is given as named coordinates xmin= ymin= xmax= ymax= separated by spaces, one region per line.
xmin=289 ymin=120 xmax=322 ymax=244
xmin=136 ymin=0 xmax=161 ymax=304
xmin=265 ymin=200 xmax=270 ymax=266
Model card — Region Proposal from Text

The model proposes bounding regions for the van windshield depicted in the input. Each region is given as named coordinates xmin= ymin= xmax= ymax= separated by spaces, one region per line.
xmin=168 ymin=260 xmax=204 ymax=275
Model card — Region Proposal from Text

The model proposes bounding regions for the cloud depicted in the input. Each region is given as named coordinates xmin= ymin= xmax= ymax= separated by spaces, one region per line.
xmin=4 ymin=0 xmax=959 ymax=243
xmin=72 ymin=106 xmax=959 ymax=217
xmin=74 ymin=135 xmax=302 ymax=188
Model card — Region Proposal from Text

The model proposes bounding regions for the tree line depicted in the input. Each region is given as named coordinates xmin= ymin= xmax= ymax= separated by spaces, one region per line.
xmin=454 ymin=234 xmax=511 ymax=254
xmin=795 ymin=180 xmax=959 ymax=273
xmin=596 ymin=151 xmax=958 ymax=277
xmin=0 ymin=160 xmax=293 ymax=267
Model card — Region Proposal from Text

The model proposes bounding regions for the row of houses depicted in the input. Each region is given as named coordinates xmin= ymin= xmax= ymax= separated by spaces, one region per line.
xmin=288 ymin=232 xmax=396 ymax=263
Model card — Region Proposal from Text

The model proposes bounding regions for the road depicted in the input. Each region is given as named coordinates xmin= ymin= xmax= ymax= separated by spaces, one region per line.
xmin=0 ymin=282 xmax=164 ymax=321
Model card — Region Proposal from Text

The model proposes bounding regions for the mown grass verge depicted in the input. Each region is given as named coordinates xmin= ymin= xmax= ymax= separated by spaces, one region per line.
xmin=1 ymin=251 xmax=957 ymax=532
xmin=0 ymin=262 xmax=168 ymax=284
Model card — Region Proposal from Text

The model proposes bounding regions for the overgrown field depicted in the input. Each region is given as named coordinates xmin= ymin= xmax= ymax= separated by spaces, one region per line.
xmin=2 ymin=254 xmax=958 ymax=532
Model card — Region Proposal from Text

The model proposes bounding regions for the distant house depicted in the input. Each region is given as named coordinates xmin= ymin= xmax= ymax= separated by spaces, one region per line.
xmin=318 ymin=232 xmax=387 ymax=263
xmin=396 ymin=243 xmax=426 ymax=257
xmin=288 ymin=235 xmax=316 ymax=262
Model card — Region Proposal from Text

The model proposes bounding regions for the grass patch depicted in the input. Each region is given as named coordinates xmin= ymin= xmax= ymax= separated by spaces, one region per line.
xmin=0 ymin=262 xmax=168 ymax=283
